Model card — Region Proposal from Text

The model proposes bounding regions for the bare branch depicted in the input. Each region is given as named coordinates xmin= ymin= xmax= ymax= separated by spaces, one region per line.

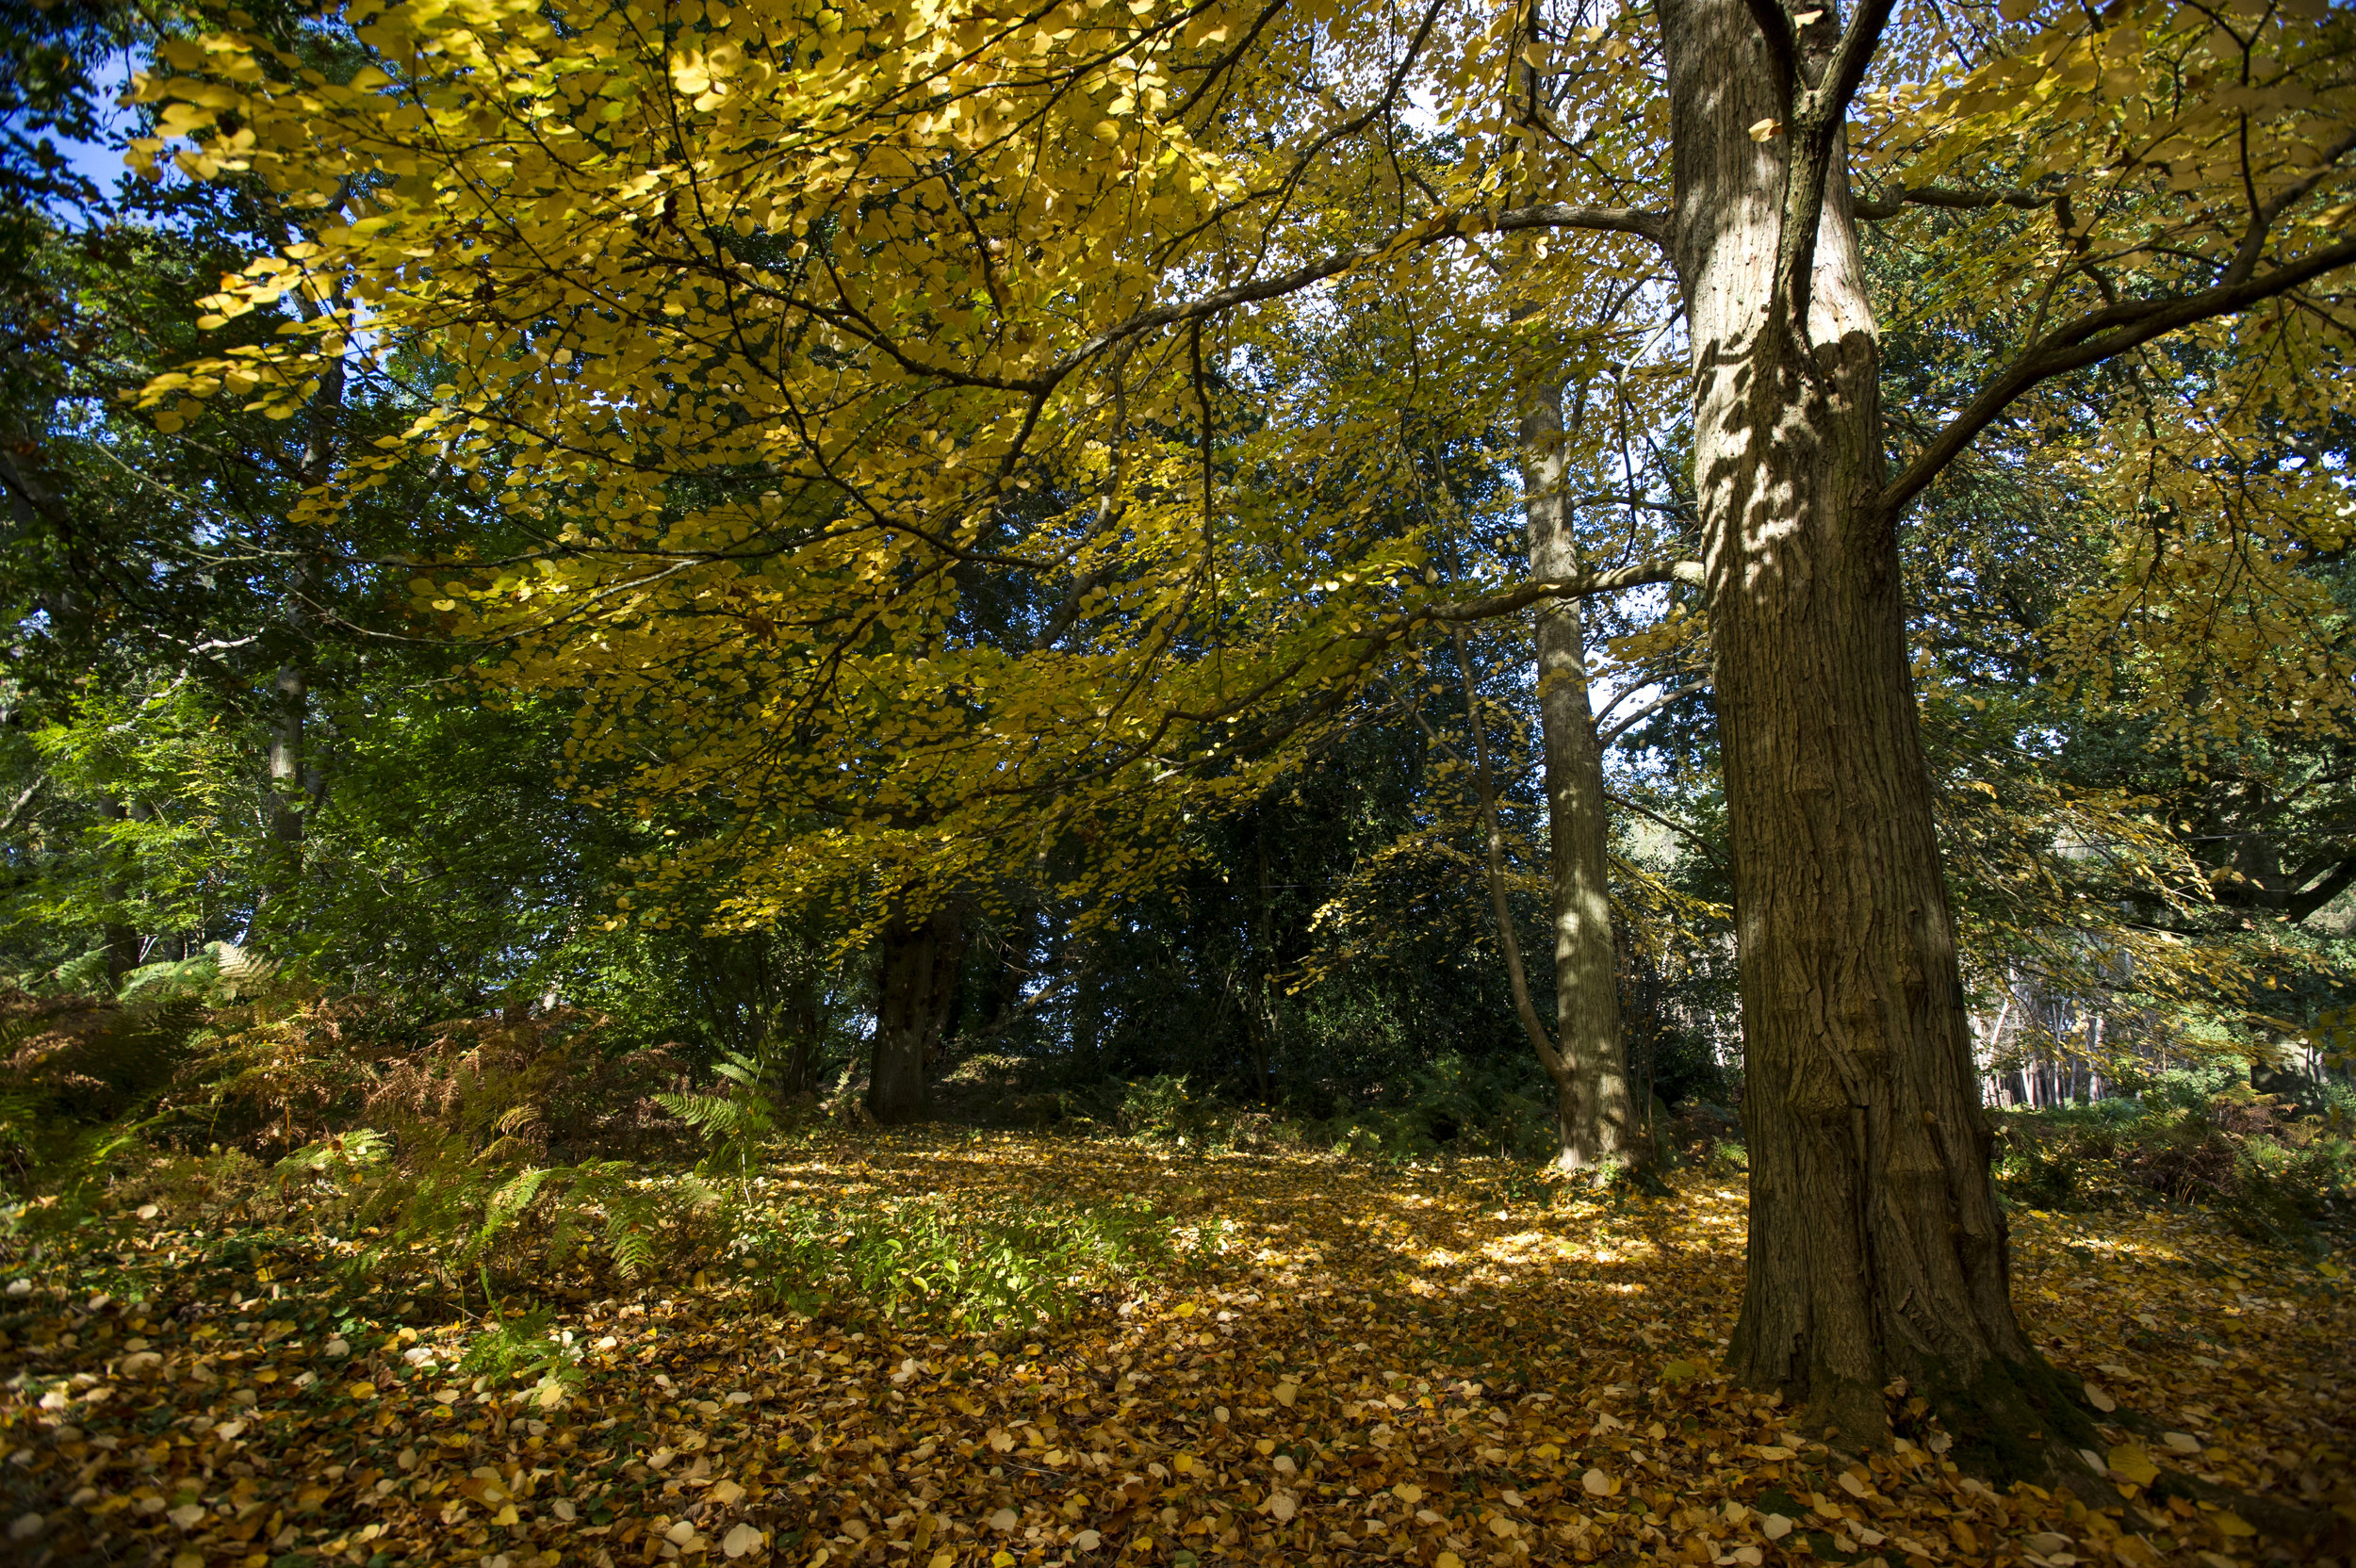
xmin=1423 ymin=560 xmax=1705 ymax=624
xmin=1600 ymin=680 xmax=1710 ymax=747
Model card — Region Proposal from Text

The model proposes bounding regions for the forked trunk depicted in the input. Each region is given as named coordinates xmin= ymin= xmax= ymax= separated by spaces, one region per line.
xmin=1661 ymin=0 xmax=2092 ymax=1470
xmin=870 ymin=900 xmax=967 ymax=1124
xmin=1519 ymin=386 xmax=1638 ymax=1170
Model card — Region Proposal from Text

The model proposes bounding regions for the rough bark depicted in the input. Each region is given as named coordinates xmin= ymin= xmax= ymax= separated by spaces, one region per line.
xmin=869 ymin=900 xmax=968 ymax=1123
xmin=1661 ymin=0 xmax=2091 ymax=1474
xmin=1518 ymin=383 xmax=1639 ymax=1170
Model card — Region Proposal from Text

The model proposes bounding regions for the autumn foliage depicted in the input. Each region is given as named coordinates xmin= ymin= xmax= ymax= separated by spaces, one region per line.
xmin=3 ymin=1133 xmax=2350 ymax=1566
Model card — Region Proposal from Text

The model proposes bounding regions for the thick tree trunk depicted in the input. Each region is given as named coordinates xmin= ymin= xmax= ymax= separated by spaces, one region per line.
xmin=869 ymin=900 xmax=967 ymax=1123
xmin=1661 ymin=0 xmax=2091 ymax=1473
xmin=1519 ymin=384 xmax=1639 ymax=1170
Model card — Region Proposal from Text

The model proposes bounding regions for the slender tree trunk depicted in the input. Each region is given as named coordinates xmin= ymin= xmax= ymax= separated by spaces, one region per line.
xmin=781 ymin=972 xmax=820 ymax=1096
xmin=1251 ymin=828 xmax=1275 ymax=1102
xmin=262 ymin=323 xmax=346 ymax=910
xmin=1661 ymin=0 xmax=2088 ymax=1474
xmin=1518 ymin=383 xmax=1638 ymax=1169
xmin=267 ymin=661 xmax=307 ymax=871
xmin=870 ymin=899 xmax=967 ymax=1123
xmin=96 ymin=794 xmax=141 ymax=986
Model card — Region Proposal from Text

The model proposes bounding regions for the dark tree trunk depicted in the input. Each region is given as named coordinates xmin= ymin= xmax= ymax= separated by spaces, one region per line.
xmin=97 ymin=794 xmax=141 ymax=986
xmin=1660 ymin=0 xmax=2093 ymax=1473
xmin=870 ymin=900 xmax=967 ymax=1123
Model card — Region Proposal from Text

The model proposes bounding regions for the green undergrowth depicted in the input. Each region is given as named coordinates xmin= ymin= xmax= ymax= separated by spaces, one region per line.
xmin=1992 ymin=1073 xmax=2356 ymax=1253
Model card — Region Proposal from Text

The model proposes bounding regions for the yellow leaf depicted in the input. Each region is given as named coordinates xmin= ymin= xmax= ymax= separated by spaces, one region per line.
xmin=2108 ymin=1446 xmax=2160 ymax=1487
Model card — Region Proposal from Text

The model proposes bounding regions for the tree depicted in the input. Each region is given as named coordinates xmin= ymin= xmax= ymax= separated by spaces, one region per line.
xmin=140 ymin=0 xmax=2356 ymax=1475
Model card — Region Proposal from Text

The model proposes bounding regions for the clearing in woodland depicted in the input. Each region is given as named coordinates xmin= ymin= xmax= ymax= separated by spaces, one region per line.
xmin=2 ymin=1135 xmax=2348 ymax=1568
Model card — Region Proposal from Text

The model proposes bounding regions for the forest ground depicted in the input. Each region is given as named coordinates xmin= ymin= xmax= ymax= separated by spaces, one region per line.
xmin=2 ymin=1134 xmax=2349 ymax=1568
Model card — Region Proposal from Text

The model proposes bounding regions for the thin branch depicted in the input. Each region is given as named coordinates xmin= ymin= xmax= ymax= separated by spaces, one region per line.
xmin=1884 ymin=237 xmax=2356 ymax=516
xmin=1422 ymin=560 xmax=1704 ymax=624
xmin=1599 ymin=681 xmax=1710 ymax=747
xmin=1448 ymin=629 xmax=1563 ymax=1075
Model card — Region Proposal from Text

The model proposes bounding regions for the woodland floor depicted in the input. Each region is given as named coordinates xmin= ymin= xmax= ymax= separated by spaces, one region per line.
xmin=3 ymin=1134 xmax=2350 ymax=1568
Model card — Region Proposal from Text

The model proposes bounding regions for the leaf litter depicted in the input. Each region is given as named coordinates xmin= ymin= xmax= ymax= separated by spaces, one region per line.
xmin=3 ymin=1134 xmax=2349 ymax=1567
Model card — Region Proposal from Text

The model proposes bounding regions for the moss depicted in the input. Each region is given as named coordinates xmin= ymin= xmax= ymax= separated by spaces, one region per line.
xmin=1909 ymin=1348 xmax=2100 ymax=1485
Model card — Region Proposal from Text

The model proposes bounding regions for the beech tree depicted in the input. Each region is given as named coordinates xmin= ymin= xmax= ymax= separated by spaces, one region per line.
xmin=139 ymin=0 xmax=2354 ymax=1472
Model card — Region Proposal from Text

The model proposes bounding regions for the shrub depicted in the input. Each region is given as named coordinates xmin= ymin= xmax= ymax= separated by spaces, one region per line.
xmin=1992 ymin=1082 xmax=2356 ymax=1252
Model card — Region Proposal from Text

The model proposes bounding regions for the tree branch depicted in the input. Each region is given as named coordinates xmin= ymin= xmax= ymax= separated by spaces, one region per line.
xmin=1599 ymin=681 xmax=1710 ymax=748
xmin=1882 ymin=238 xmax=2356 ymax=516
xmin=2287 ymin=856 xmax=2356 ymax=924
xmin=1055 ymin=203 xmax=1669 ymax=375
xmin=1422 ymin=561 xmax=1705 ymax=624
xmin=1448 ymin=630 xmax=1564 ymax=1076
xmin=1852 ymin=184 xmax=2057 ymax=220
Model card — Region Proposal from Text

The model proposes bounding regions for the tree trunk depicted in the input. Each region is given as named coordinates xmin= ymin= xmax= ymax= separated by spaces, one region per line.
xmin=261 ymin=325 xmax=345 ymax=910
xmin=1661 ymin=0 xmax=2091 ymax=1474
xmin=96 ymin=794 xmax=141 ymax=987
xmin=870 ymin=900 xmax=967 ymax=1123
xmin=1519 ymin=382 xmax=1638 ymax=1169
xmin=267 ymin=662 xmax=306 ymax=871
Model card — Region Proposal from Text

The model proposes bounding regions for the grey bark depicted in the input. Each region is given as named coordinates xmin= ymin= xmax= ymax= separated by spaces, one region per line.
xmin=1517 ymin=384 xmax=1638 ymax=1169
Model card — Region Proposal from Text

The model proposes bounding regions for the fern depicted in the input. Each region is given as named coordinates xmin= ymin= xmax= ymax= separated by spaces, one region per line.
xmin=470 ymin=1166 xmax=555 ymax=1262
xmin=656 ymin=1050 xmax=780 ymax=1195
xmin=44 ymin=949 xmax=113 ymax=998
